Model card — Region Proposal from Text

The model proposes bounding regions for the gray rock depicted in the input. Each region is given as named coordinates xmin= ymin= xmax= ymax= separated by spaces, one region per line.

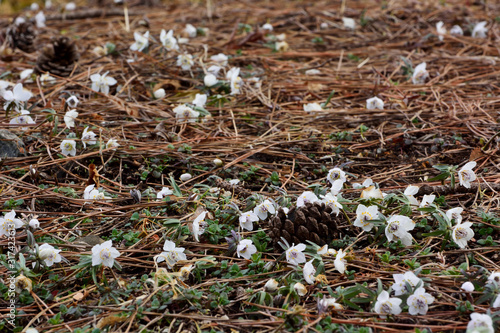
xmin=0 ymin=129 xmax=25 ymax=158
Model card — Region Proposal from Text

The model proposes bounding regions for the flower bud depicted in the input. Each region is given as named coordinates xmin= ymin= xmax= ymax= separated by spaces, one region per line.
xmin=154 ymin=88 xmax=166 ymax=99
xmin=264 ymin=278 xmax=278 ymax=292
xmin=180 ymin=173 xmax=192 ymax=181
xmin=213 ymin=158 xmax=223 ymax=167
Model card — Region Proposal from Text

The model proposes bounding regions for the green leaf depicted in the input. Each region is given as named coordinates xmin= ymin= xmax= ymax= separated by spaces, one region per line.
xmin=428 ymin=173 xmax=450 ymax=182
xmin=169 ymin=175 xmax=182 ymax=197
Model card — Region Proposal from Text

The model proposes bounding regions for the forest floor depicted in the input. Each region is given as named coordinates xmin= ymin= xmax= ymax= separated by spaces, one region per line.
xmin=1 ymin=0 xmax=500 ymax=332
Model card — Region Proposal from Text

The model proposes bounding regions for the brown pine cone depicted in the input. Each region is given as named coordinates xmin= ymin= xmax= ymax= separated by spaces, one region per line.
xmin=269 ymin=202 xmax=341 ymax=250
xmin=35 ymin=36 xmax=80 ymax=77
xmin=4 ymin=21 xmax=37 ymax=53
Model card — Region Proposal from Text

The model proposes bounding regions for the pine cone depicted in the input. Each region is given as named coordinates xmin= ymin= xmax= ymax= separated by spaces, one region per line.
xmin=35 ymin=36 xmax=80 ymax=77
xmin=269 ymin=202 xmax=341 ymax=250
xmin=4 ymin=21 xmax=37 ymax=53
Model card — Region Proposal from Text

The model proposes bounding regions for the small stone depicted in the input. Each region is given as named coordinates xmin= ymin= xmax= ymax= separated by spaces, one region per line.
xmin=0 ymin=129 xmax=25 ymax=158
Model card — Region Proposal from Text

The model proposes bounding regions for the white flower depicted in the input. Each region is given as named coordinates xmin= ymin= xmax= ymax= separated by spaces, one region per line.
xmin=38 ymin=243 xmax=62 ymax=267
xmin=330 ymin=179 xmax=344 ymax=196
xmin=472 ymin=21 xmax=488 ymax=39
xmin=404 ymin=185 xmax=419 ymax=206
xmin=229 ymin=67 xmax=242 ymax=95
xmin=353 ymin=204 xmax=379 ymax=232
xmin=154 ymin=88 xmax=166 ymax=99
xmin=294 ymin=282 xmax=307 ymax=296
xmin=419 ymin=194 xmax=435 ymax=208
xmin=303 ymin=102 xmax=323 ymax=113
xmin=29 ymin=218 xmax=40 ymax=228
xmin=253 ymin=199 xmax=276 ymax=220
xmin=320 ymin=193 xmax=342 ymax=216
xmin=83 ymin=184 xmax=108 ymax=200
xmin=192 ymin=93 xmax=207 ymax=108
xmin=327 ymin=167 xmax=346 ymax=185
xmin=237 ymin=239 xmax=257 ymax=260
xmin=130 ymin=31 xmax=149 ymax=52
xmin=466 ymin=313 xmax=494 ymax=333
xmin=14 ymin=17 xmax=26 ymax=25
xmin=286 ymin=243 xmax=306 ymax=266
xmin=303 ymin=259 xmax=316 ymax=284
xmin=0 ymin=210 xmax=24 ymax=236
xmin=35 ymin=11 xmax=46 ymax=28
xmin=458 ymin=161 xmax=476 ymax=188
xmin=317 ymin=245 xmax=329 ymax=255
xmin=392 ymin=271 xmax=422 ymax=296
xmin=276 ymin=34 xmax=286 ymax=41
xmin=173 ymin=104 xmax=199 ymax=123
xmin=275 ymin=41 xmax=289 ymax=52
xmin=156 ymin=240 xmax=186 ymax=268
xmin=436 ymin=21 xmax=446 ymax=41
xmin=157 ymin=187 xmax=173 ymax=199
xmin=204 ymin=73 xmax=218 ymax=87
xmin=40 ymin=73 xmax=56 ymax=85
xmin=64 ymin=109 xmax=78 ymax=128
xmin=9 ymin=110 xmax=35 ymax=130
xmin=264 ymin=278 xmax=278 ymax=292
xmin=229 ymin=179 xmax=240 ymax=185
xmin=407 ymin=287 xmax=434 ymax=315
xmin=160 ymin=29 xmax=178 ymax=51
xmin=487 ymin=272 xmax=500 ymax=285
xmin=334 ymin=249 xmax=347 ymax=274
xmin=366 ymin=96 xmax=384 ymax=110
xmin=192 ymin=211 xmax=207 ymax=242
xmin=374 ymin=290 xmax=402 ymax=318
xmin=450 ymin=25 xmax=463 ymax=36
xmin=60 ymin=139 xmax=76 ymax=156
xmin=3 ymin=83 xmax=32 ymax=111
xmin=66 ymin=95 xmax=79 ymax=108
xmin=31 ymin=3 xmax=40 ymax=10
xmin=184 ymin=24 xmax=197 ymax=37
xmin=452 ymin=221 xmax=474 ymax=249
xmin=493 ymin=294 xmax=500 ymax=308
xmin=461 ymin=281 xmax=475 ymax=292
xmin=106 ymin=138 xmax=119 ymax=149
xmin=385 ymin=215 xmax=415 ymax=246
xmin=45 ymin=0 xmax=52 ymax=8
xmin=319 ymin=297 xmax=343 ymax=310
xmin=342 ymin=17 xmax=355 ymax=30
xmin=177 ymin=53 xmax=194 ymax=71
xmin=353 ymin=178 xmax=373 ymax=189
xmin=297 ymin=191 xmax=319 ymax=207
xmin=25 ymin=328 xmax=38 ymax=333
xmin=210 ymin=53 xmax=228 ymax=66
xmin=239 ymin=211 xmax=259 ymax=231
xmin=65 ymin=2 xmax=76 ymax=10
xmin=261 ymin=23 xmax=273 ymax=31
xmin=208 ymin=65 xmax=222 ymax=76
xmin=92 ymin=240 xmax=120 ymax=267
xmin=20 ymin=69 xmax=34 ymax=81
xmin=412 ymin=62 xmax=429 ymax=85
xmin=305 ymin=69 xmax=321 ymax=75
xmin=180 ymin=173 xmax=192 ymax=181
xmin=361 ymin=186 xmax=384 ymax=199
xmin=446 ymin=207 xmax=463 ymax=224
xmin=81 ymin=127 xmax=97 ymax=148
xmin=90 ymin=72 xmax=117 ymax=95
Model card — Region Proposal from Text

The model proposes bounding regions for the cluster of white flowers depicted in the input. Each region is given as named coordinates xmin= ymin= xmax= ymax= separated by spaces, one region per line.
xmin=375 ymin=271 xmax=434 ymax=317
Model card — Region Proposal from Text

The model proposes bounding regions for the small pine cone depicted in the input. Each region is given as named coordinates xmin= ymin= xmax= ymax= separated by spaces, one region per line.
xmin=269 ymin=202 xmax=341 ymax=251
xmin=5 ymin=21 xmax=37 ymax=53
xmin=35 ymin=36 xmax=80 ymax=77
